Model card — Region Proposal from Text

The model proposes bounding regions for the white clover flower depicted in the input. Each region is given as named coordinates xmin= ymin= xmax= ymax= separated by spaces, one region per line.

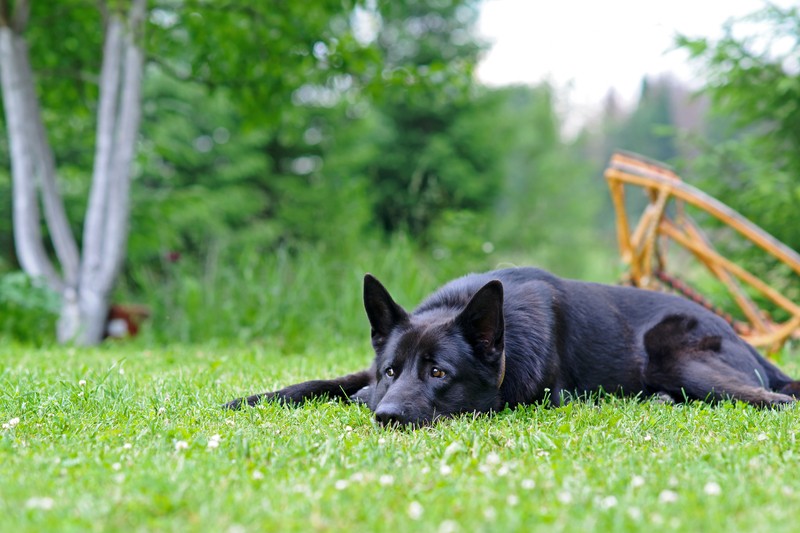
xmin=252 ymin=470 xmax=264 ymax=480
xmin=408 ymin=501 xmax=423 ymax=520
xmin=659 ymin=490 xmax=678 ymax=503
xmin=631 ymin=475 xmax=645 ymax=488
xmin=207 ymin=435 xmax=222 ymax=449
xmin=486 ymin=452 xmax=501 ymax=465
xmin=439 ymin=464 xmax=453 ymax=476
xmin=3 ymin=417 xmax=20 ymax=429
xmin=557 ymin=491 xmax=573 ymax=504
xmin=175 ymin=440 xmax=188 ymax=451
xmin=443 ymin=441 xmax=465 ymax=458
xmin=599 ymin=495 xmax=618 ymax=509
xmin=379 ymin=474 xmax=394 ymax=486
xmin=704 ymin=481 xmax=721 ymax=496
xmin=25 ymin=497 xmax=54 ymax=510
xmin=506 ymin=494 xmax=519 ymax=506
xmin=123 ymin=443 xmax=133 ymax=450
xmin=438 ymin=520 xmax=459 ymax=533
xmin=334 ymin=479 xmax=348 ymax=490
xmin=78 ymin=380 xmax=86 ymax=387
xmin=521 ymin=479 xmax=535 ymax=490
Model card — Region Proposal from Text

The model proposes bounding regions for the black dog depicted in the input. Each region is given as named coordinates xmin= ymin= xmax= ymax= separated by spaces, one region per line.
xmin=225 ymin=268 xmax=799 ymax=425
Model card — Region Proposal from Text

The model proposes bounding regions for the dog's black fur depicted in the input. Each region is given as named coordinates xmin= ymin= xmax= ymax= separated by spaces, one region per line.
xmin=225 ymin=268 xmax=799 ymax=425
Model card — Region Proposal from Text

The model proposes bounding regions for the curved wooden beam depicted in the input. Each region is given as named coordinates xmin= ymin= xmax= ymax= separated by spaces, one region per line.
xmin=604 ymin=151 xmax=800 ymax=352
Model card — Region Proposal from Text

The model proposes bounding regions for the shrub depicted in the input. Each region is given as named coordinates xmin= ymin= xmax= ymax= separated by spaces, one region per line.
xmin=0 ymin=271 xmax=59 ymax=345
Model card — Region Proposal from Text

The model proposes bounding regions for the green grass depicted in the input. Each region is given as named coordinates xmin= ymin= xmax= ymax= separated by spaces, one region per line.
xmin=2 ymin=342 xmax=800 ymax=532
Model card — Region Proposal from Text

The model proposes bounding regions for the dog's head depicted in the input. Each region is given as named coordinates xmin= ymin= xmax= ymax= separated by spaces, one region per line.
xmin=361 ymin=274 xmax=506 ymax=426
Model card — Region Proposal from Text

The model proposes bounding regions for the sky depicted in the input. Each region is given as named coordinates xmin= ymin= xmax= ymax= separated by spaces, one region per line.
xmin=475 ymin=0 xmax=791 ymax=130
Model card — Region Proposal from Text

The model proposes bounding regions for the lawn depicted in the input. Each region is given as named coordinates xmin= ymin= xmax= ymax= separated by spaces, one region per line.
xmin=2 ymin=342 xmax=799 ymax=532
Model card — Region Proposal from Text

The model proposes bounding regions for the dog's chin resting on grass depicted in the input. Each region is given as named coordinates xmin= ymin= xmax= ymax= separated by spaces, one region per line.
xmin=225 ymin=267 xmax=799 ymax=426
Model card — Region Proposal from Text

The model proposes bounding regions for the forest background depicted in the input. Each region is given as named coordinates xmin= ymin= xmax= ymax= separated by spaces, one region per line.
xmin=1 ymin=0 xmax=798 ymax=348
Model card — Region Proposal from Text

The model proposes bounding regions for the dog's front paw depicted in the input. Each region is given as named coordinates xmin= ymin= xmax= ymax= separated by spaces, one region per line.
xmin=350 ymin=386 xmax=372 ymax=405
xmin=649 ymin=391 xmax=676 ymax=404
xmin=222 ymin=397 xmax=245 ymax=410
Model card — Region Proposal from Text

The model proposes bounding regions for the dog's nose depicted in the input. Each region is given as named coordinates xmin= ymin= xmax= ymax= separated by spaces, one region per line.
xmin=374 ymin=404 xmax=405 ymax=426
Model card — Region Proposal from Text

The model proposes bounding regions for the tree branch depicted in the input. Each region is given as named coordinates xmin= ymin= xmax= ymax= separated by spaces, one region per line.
xmin=0 ymin=26 xmax=63 ymax=290
xmin=81 ymin=13 xmax=123 ymax=285
xmin=99 ymin=0 xmax=146 ymax=289
xmin=15 ymin=35 xmax=81 ymax=285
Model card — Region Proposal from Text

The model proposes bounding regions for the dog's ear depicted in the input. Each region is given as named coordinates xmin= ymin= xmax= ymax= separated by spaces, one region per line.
xmin=364 ymin=274 xmax=409 ymax=350
xmin=456 ymin=280 xmax=504 ymax=363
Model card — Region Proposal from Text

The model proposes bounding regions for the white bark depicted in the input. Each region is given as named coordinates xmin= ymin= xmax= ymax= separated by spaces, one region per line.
xmin=74 ymin=286 xmax=110 ymax=344
xmin=18 ymin=36 xmax=80 ymax=286
xmin=56 ymin=286 xmax=80 ymax=343
xmin=0 ymin=25 xmax=63 ymax=291
xmin=81 ymin=15 xmax=123 ymax=286
xmin=99 ymin=0 xmax=145 ymax=290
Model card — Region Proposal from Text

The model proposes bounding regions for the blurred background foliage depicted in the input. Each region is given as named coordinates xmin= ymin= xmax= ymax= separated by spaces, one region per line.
xmin=0 ymin=1 xmax=798 ymax=347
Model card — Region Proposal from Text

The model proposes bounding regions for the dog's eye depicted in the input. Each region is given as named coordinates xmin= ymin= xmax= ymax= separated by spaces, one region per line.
xmin=430 ymin=367 xmax=446 ymax=378
xmin=385 ymin=367 xmax=395 ymax=378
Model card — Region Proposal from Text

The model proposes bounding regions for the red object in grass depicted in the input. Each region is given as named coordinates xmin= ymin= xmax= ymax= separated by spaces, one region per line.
xmin=105 ymin=304 xmax=151 ymax=339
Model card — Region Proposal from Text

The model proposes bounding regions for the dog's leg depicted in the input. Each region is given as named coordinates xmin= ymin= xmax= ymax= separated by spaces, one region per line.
xmin=644 ymin=314 xmax=796 ymax=408
xmin=223 ymin=369 xmax=373 ymax=409
xmin=647 ymin=356 xmax=795 ymax=407
xmin=677 ymin=358 xmax=795 ymax=407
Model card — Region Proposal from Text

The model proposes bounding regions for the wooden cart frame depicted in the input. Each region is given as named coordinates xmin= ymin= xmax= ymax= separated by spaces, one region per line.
xmin=604 ymin=151 xmax=800 ymax=352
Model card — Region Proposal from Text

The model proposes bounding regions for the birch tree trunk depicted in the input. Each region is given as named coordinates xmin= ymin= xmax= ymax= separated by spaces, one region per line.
xmin=0 ymin=12 xmax=63 ymax=291
xmin=0 ymin=0 xmax=147 ymax=345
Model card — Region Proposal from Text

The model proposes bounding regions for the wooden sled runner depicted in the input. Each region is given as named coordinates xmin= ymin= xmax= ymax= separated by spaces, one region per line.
xmin=604 ymin=151 xmax=800 ymax=352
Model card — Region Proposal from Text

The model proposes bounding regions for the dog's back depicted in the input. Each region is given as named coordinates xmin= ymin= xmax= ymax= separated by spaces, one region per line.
xmin=415 ymin=268 xmax=791 ymax=406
